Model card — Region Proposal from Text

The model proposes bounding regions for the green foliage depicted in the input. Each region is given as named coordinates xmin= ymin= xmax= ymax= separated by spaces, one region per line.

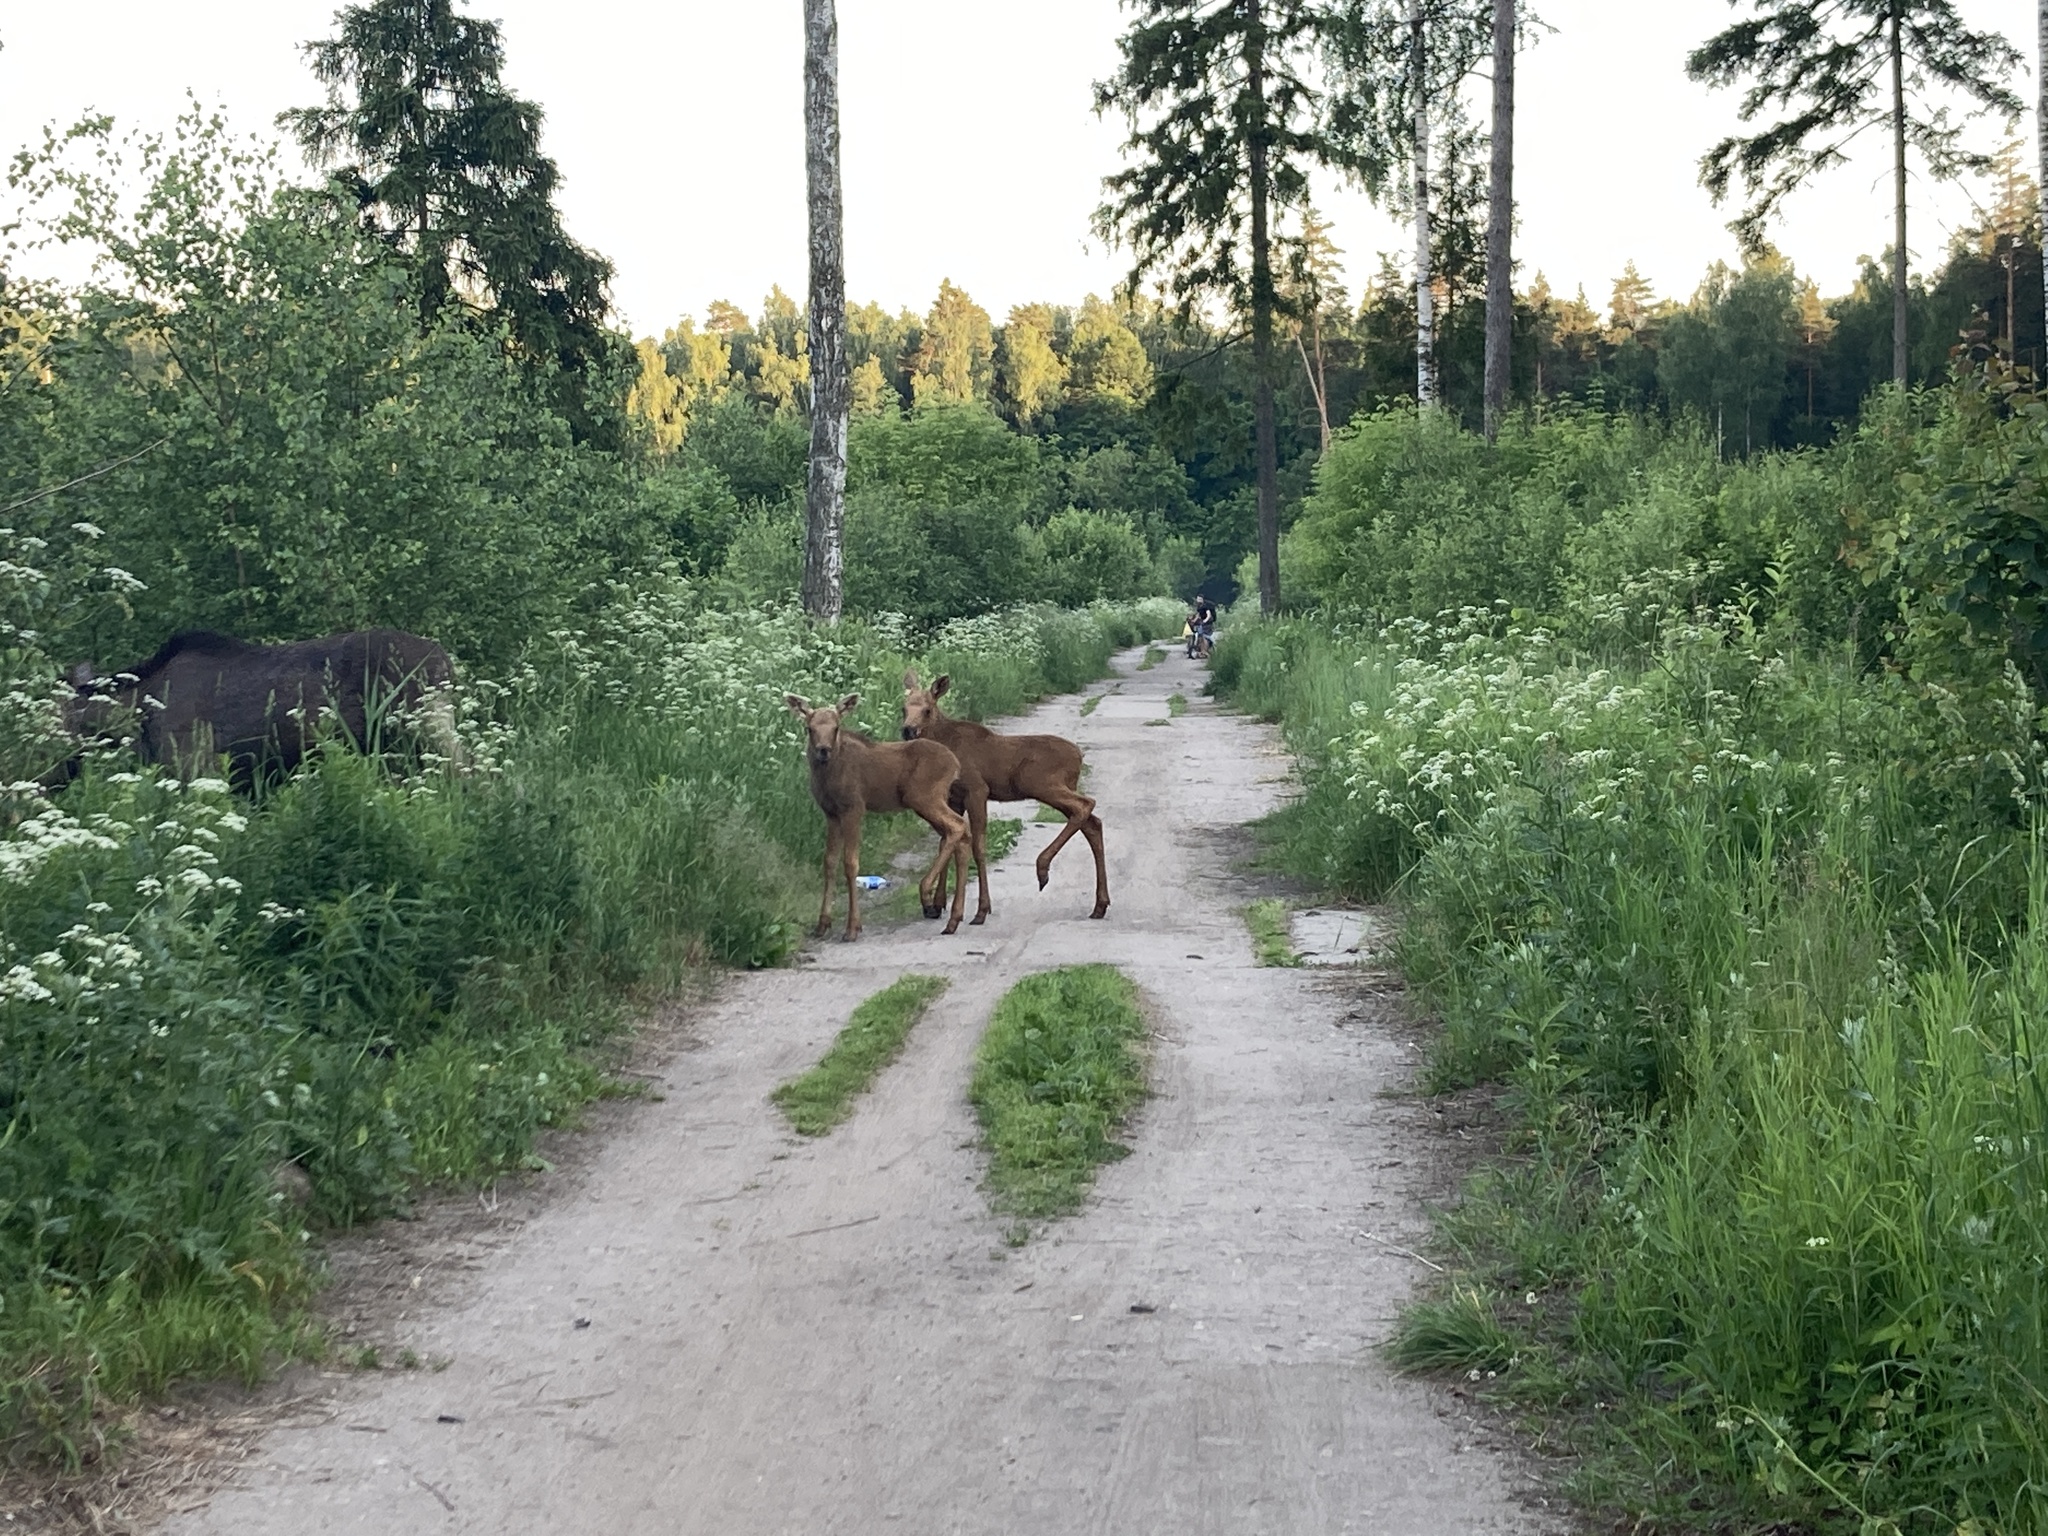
xmin=980 ymin=818 xmax=1024 ymax=867
xmin=3 ymin=111 xmax=662 ymax=670
xmin=1219 ymin=596 xmax=2048 ymax=1523
xmin=969 ymin=965 xmax=1149 ymax=1232
xmin=1039 ymin=508 xmax=1154 ymax=608
xmin=770 ymin=975 xmax=949 ymax=1137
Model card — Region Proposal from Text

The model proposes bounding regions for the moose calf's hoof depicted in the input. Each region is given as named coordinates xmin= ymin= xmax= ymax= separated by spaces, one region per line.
xmin=1090 ymin=902 xmax=1111 ymax=920
xmin=942 ymin=918 xmax=962 ymax=935
xmin=921 ymin=901 xmax=945 ymax=920
xmin=970 ymin=912 xmax=988 ymax=926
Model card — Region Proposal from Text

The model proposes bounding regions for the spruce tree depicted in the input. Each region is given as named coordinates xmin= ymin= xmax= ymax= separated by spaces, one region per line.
xmin=282 ymin=0 xmax=617 ymax=418
xmin=1688 ymin=0 xmax=2020 ymax=386
xmin=1096 ymin=0 xmax=1339 ymax=615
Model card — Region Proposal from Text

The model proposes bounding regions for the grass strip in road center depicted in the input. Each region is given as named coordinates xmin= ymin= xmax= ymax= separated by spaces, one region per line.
xmin=969 ymin=965 xmax=1149 ymax=1239
xmin=1245 ymin=899 xmax=1301 ymax=967
xmin=772 ymin=975 xmax=950 ymax=1136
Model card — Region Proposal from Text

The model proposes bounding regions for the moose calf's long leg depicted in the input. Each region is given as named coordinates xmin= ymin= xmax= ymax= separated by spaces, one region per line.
xmin=967 ymin=786 xmax=993 ymax=925
xmin=816 ymin=818 xmax=841 ymax=938
xmin=1079 ymin=812 xmax=1110 ymax=919
xmin=1033 ymin=788 xmax=1095 ymax=878
xmin=841 ymin=806 xmax=865 ymax=941
xmin=912 ymin=803 xmax=969 ymax=935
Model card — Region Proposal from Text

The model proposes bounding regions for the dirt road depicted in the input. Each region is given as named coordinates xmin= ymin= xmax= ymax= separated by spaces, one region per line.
xmin=169 ymin=650 xmax=1553 ymax=1536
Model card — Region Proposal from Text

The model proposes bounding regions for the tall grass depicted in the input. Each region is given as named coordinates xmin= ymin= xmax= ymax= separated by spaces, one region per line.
xmin=1215 ymin=608 xmax=2048 ymax=1530
xmin=0 ymin=578 xmax=1182 ymax=1462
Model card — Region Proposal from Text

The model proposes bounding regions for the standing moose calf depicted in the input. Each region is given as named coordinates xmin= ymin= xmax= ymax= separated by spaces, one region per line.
xmin=786 ymin=693 xmax=970 ymax=940
xmin=899 ymin=670 xmax=1108 ymax=924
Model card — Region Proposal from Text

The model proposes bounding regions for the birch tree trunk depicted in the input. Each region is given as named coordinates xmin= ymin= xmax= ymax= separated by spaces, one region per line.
xmin=2039 ymin=0 xmax=2047 ymax=356
xmin=801 ymin=0 xmax=848 ymax=623
xmin=1890 ymin=0 xmax=1910 ymax=387
xmin=1248 ymin=0 xmax=1282 ymax=615
xmin=1482 ymin=0 xmax=1515 ymax=441
xmin=1411 ymin=0 xmax=1435 ymax=409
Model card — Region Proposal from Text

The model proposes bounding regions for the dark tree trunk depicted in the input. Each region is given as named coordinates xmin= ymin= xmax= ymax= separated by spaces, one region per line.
xmin=802 ymin=0 xmax=848 ymax=623
xmin=1482 ymin=0 xmax=1515 ymax=441
xmin=1248 ymin=0 xmax=1281 ymax=616
xmin=1890 ymin=0 xmax=1910 ymax=387
xmin=2039 ymin=0 xmax=2047 ymax=358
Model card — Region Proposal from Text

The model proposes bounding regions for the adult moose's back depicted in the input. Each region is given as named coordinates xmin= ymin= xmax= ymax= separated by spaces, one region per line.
xmin=65 ymin=629 xmax=458 ymax=788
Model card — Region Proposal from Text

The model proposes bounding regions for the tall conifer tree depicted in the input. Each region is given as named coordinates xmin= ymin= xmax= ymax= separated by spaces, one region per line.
xmin=1096 ymin=0 xmax=1342 ymax=616
xmin=283 ymin=0 xmax=616 ymax=413
xmin=1688 ymin=0 xmax=2020 ymax=386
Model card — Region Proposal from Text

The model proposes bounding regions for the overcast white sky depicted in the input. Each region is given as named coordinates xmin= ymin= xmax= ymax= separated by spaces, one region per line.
xmin=0 ymin=0 xmax=2031 ymax=336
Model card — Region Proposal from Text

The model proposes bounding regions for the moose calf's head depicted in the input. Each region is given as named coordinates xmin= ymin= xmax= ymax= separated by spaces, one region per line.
xmin=786 ymin=693 xmax=861 ymax=767
xmin=899 ymin=669 xmax=952 ymax=741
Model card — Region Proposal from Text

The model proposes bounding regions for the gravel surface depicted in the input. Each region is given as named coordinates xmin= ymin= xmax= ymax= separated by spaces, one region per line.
xmin=166 ymin=648 xmax=1558 ymax=1536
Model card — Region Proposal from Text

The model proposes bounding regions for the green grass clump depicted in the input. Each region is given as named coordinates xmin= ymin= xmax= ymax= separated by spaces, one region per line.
xmin=1166 ymin=691 xmax=1188 ymax=717
xmin=979 ymin=817 xmax=1023 ymax=867
xmin=969 ymin=966 xmax=1149 ymax=1231
xmin=1138 ymin=644 xmax=1166 ymax=671
xmin=1079 ymin=693 xmax=1103 ymax=717
xmin=1244 ymin=899 xmax=1300 ymax=967
xmin=771 ymin=975 xmax=949 ymax=1137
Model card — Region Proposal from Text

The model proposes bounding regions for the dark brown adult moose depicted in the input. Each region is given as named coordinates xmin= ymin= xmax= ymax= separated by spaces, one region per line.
xmin=63 ymin=629 xmax=458 ymax=788
xmin=899 ymin=669 xmax=1108 ymax=924
xmin=785 ymin=692 xmax=971 ymax=941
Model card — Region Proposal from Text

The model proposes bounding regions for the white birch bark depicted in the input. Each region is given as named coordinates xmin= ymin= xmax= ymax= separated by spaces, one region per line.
xmin=802 ymin=0 xmax=848 ymax=623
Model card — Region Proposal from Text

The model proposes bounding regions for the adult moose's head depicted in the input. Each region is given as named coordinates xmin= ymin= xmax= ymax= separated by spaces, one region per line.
xmin=784 ymin=693 xmax=862 ymax=768
xmin=899 ymin=669 xmax=952 ymax=741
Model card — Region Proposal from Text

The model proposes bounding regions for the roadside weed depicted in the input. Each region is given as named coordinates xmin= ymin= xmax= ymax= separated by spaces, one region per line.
xmin=1244 ymin=900 xmax=1300 ymax=967
xmin=980 ymin=818 xmax=1024 ymax=867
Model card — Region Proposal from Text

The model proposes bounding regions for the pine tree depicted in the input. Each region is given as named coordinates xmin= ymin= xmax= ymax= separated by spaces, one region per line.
xmin=1096 ymin=0 xmax=1344 ymax=615
xmin=802 ymin=0 xmax=848 ymax=623
xmin=1687 ymin=0 xmax=2020 ymax=386
xmin=282 ymin=0 xmax=617 ymax=415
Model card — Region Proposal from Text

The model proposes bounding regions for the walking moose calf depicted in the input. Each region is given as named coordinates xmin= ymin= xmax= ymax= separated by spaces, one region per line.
xmin=899 ymin=670 xmax=1108 ymax=924
xmin=786 ymin=693 xmax=971 ymax=941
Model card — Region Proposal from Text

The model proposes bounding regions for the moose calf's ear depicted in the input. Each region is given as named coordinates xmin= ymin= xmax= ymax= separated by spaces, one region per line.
xmin=837 ymin=693 xmax=860 ymax=714
xmin=784 ymin=694 xmax=811 ymax=716
xmin=931 ymin=675 xmax=951 ymax=699
xmin=902 ymin=667 xmax=920 ymax=690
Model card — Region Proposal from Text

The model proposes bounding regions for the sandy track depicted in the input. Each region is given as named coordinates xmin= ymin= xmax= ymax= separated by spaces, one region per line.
xmin=168 ymin=649 xmax=1554 ymax=1535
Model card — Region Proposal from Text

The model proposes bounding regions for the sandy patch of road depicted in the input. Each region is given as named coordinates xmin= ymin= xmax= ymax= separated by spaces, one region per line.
xmin=160 ymin=648 xmax=1562 ymax=1536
